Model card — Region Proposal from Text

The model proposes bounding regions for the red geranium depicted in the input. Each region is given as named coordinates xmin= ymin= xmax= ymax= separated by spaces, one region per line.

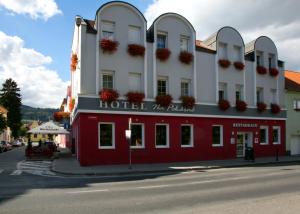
xmin=100 ymin=39 xmax=119 ymax=53
xmin=233 ymin=61 xmax=245 ymax=70
xmin=125 ymin=92 xmax=145 ymax=104
xmin=236 ymin=100 xmax=247 ymax=112
xmin=180 ymin=96 xmax=195 ymax=109
xmin=269 ymin=68 xmax=279 ymax=77
xmin=99 ymin=89 xmax=119 ymax=103
xmin=53 ymin=112 xmax=70 ymax=122
xmin=155 ymin=94 xmax=173 ymax=107
xmin=218 ymin=59 xmax=231 ymax=68
xmin=218 ymin=99 xmax=230 ymax=111
xmin=179 ymin=51 xmax=193 ymax=64
xmin=257 ymin=102 xmax=267 ymax=112
xmin=127 ymin=44 xmax=145 ymax=57
xmin=271 ymin=103 xmax=281 ymax=114
xmin=156 ymin=48 xmax=171 ymax=61
xmin=69 ymin=98 xmax=75 ymax=112
xmin=257 ymin=66 xmax=267 ymax=75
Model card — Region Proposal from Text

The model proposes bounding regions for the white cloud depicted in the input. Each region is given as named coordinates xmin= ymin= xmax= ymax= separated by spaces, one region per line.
xmin=145 ymin=0 xmax=300 ymax=71
xmin=0 ymin=31 xmax=69 ymax=108
xmin=0 ymin=0 xmax=62 ymax=20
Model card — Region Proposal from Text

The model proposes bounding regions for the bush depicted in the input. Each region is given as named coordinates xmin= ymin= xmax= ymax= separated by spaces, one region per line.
xmin=180 ymin=96 xmax=195 ymax=109
xmin=127 ymin=44 xmax=145 ymax=57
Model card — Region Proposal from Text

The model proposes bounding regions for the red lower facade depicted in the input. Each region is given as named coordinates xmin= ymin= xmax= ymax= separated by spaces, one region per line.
xmin=72 ymin=113 xmax=286 ymax=166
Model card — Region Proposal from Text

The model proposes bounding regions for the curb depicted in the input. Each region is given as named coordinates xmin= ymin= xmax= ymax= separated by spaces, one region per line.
xmin=50 ymin=159 xmax=300 ymax=177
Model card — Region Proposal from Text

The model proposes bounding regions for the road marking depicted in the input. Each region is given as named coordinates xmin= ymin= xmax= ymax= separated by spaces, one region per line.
xmin=68 ymin=189 xmax=109 ymax=194
xmin=136 ymin=184 xmax=170 ymax=189
xmin=10 ymin=170 xmax=22 ymax=175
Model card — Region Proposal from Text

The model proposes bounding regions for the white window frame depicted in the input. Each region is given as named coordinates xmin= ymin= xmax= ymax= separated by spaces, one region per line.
xmin=180 ymin=35 xmax=189 ymax=51
xmin=212 ymin=125 xmax=223 ymax=147
xmin=233 ymin=45 xmax=242 ymax=61
xmin=181 ymin=124 xmax=194 ymax=148
xmin=130 ymin=123 xmax=145 ymax=149
xmin=102 ymin=70 xmax=114 ymax=90
xmin=155 ymin=123 xmax=169 ymax=148
xmin=98 ymin=122 xmax=115 ymax=149
xmin=128 ymin=25 xmax=141 ymax=44
xmin=218 ymin=42 xmax=228 ymax=59
xmin=260 ymin=126 xmax=269 ymax=145
xmin=256 ymin=51 xmax=263 ymax=66
xmin=181 ymin=79 xmax=191 ymax=97
xmin=256 ymin=87 xmax=264 ymax=103
xmin=272 ymin=126 xmax=281 ymax=145
xmin=157 ymin=76 xmax=168 ymax=96
xmin=101 ymin=21 xmax=115 ymax=40
xmin=218 ymin=82 xmax=227 ymax=100
xmin=157 ymin=31 xmax=168 ymax=48
xmin=235 ymin=84 xmax=244 ymax=101
xmin=293 ymin=99 xmax=300 ymax=110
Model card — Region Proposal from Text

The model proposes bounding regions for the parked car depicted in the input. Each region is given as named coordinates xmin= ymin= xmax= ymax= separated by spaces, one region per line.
xmin=0 ymin=141 xmax=12 ymax=152
xmin=11 ymin=139 xmax=22 ymax=147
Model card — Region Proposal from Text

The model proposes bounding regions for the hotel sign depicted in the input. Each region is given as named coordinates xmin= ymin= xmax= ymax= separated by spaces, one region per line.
xmin=233 ymin=123 xmax=258 ymax=128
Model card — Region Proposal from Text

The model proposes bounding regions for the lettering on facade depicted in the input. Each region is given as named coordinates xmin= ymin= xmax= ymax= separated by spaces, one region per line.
xmin=233 ymin=123 xmax=258 ymax=128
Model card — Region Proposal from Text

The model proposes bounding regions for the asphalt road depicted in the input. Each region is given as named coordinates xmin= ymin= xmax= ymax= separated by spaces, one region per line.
xmin=0 ymin=147 xmax=300 ymax=214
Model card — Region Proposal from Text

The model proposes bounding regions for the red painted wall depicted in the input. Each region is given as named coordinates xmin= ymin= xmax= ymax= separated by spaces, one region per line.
xmin=72 ymin=113 xmax=286 ymax=166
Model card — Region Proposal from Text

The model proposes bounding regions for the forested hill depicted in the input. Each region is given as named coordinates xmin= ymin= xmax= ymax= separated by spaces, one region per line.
xmin=21 ymin=105 xmax=58 ymax=122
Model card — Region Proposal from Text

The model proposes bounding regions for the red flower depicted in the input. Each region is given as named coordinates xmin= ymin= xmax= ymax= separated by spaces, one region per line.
xmin=99 ymin=89 xmax=119 ymax=103
xmin=69 ymin=98 xmax=75 ymax=112
xmin=53 ymin=112 xmax=70 ymax=122
xmin=180 ymin=96 xmax=195 ymax=109
xmin=100 ymin=39 xmax=119 ymax=53
xmin=179 ymin=51 xmax=193 ymax=64
xmin=155 ymin=94 xmax=173 ymax=107
xmin=257 ymin=102 xmax=267 ymax=112
xmin=70 ymin=53 xmax=78 ymax=72
xmin=125 ymin=92 xmax=145 ymax=104
xmin=218 ymin=59 xmax=231 ymax=68
xmin=257 ymin=66 xmax=267 ymax=75
xmin=156 ymin=48 xmax=171 ymax=61
xmin=218 ymin=99 xmax=230 ymax=111
xmin=233 ymin=61 xmax=245 ymax=70
xmin=269 ymin=68 xmax=279 ymax=77
xmin=236 ymin=100 xmax=247 ymax=112
xmin=127 ymin=44 xmax=145 ymax=57
xmin=271 ymin=103 xmax=281 ymax=114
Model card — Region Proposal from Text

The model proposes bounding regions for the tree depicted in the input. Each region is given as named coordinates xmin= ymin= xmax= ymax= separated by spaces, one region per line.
xmin=0 ymin=113 xmax=6 ymax=133
xmin=0 ymin=79 xmax=22 ymax=138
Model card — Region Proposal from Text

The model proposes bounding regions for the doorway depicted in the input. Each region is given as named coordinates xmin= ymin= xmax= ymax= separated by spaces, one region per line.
xmin=236 ymin=132 xmax=253 ymax=157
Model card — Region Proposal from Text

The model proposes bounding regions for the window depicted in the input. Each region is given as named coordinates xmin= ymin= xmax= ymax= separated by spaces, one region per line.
xmin=102 ymin=71 xmax=114 ymax=89
xmin=130 ymin=124 xmax=144 ymax=148
xmin=181 ymin=80 xmax=190 ymax=96
xmin=102 ymin=21 xmax=115 ymax=40
xmin=128 ymin=26 xmax=141 ymax=43
xmin=99 ymin=123 xmax=115 ymax=149
xmin=155 ymin=124 xmax=169 ymax=148
xmin=180 ymin=36 xmax=189 ymax=51
xmin=268 ymin=54 xmax=274 ymax=69
xmin=157 ymin=33 xmax=167 ymax=48
xmin=235 ymin=84 xmax=244 ymax=101
xmin=256 ymin=51 xmax=263 ymax=66
xmin=260 ymin=126 xmax=268 ymax=145
xmin=293 ymin=100 xmax=300 ymax=110
xmin=129 ymin=73 xmax=141 ymax=91
xmin=219 ymin=42 xmax=227 ymax=59
xmin=181 ymin=125 xmax=193 ymax=147
xmin=212 ymin=125 xmax=223 ymax=146
xmin=157 ymin=77 xmax=168 ymax=96
xmin=218 ymin=82 xmax=227 ymax=100
xmin=33 ymin=134 xmax=37 ymax=138
xmin=233 ymin=46 xmax=242 ymax=61
xmin=256 ymin=87 xmax=264 ymax=103
xmin=271 ymin=89 xmax=277 ymax=103
xmin=272 ymin=126 xmax=280 ymax=144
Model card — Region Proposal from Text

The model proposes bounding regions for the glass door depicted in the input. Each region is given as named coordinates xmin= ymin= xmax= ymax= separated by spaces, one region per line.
xmin=236 ymin=133 xmax=245 ymax=157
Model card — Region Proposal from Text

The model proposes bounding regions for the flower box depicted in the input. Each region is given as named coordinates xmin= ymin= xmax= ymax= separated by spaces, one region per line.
xmin=257 ymin=66 xmax=267 ymax=75
xmin=180 ymin=96 xmax=195 ymax=109
xmin=269 ymin=68 xmax=279 ymax=77
xmin=53 ymin=112 xmax=70 ymax=122
xmin=69 ymin=98 xmax=75 ymax=112
xmin=236 ymin=100 xmax=247 ymax=112
xmin=125 ymin=92 xmax=145 ymax=104
xmin=127 ymin=44 xmax=145 ymax=57
xmin=100 ymin=39 xmax=119 ymax=53
xmin=155 ymin=94 xmax=173 ymax=107
xmin=218 ymin=99 xmax=230 ymax=111
xmin=179 ymin=51 xmax=193 ymax=64
xmin=71 ymin=54 xmax=78 ymax=65
xmin=257 ymin=102 xmax=267 ymax=112
xmin=271 ymin=103 xmax=281 ymax=114
xmin=233 ymin=61 xmax=245 ymax=70
xmin=218 ymin=59 xmax=231 ymax=68
xmin=70 ymin=64 xmax=76 ymax=72
xmin=156 ymin=48 xmax=171 ymax=61
xmin=99 ymin=89 xmax=119 ymax=103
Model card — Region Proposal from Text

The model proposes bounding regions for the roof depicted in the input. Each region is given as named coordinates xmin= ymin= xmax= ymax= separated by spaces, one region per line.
xmin=195 ymin=40 xmax=216 ymax=53
xmin=285 ymin=70 xmax=300 ymax=92
xmin=28 ymin=121 xmax=69 ymax=134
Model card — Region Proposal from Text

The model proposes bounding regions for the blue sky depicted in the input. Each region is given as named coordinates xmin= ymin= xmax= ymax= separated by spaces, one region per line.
xmin=0 ymin=0 xmax=299 ymax=108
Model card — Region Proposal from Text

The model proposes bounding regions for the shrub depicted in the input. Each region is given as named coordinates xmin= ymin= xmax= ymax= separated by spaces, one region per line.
xmin=179 ymin=51 xmax=193 ymax=64
xmin=218 ymin=59 xmax=231 ymax=68
xmin=218 ymin=99 xmax=230 ymax=111
xmin=53 ymin=112 xmax=70 ymax=122
xmin=236 ymin=100 xmax=247 ymax=112
xmin=99 ymin=89 xmax=119 ymax=103
xmin=127 ymin=44 xmax=145 ymax=57
xmin=125 ymin=92 xmax=145 ymax=104
xmin=156 ymin=48 xmax=171 ymax=61
xmin=180 ymin=96 xmax=195 ymax=109
xmin=100 ymin=39 xmax=119 ymax=53
xmin=155 ymin=94 xmax=173 ymax=107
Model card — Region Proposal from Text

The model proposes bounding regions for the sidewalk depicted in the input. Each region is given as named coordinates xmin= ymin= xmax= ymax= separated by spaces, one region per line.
xmin=52 ymin=148 xmax=300 ymax=176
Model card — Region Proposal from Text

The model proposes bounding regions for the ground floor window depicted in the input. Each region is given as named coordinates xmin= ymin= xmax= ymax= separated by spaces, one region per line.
xmin=155 ymin=124 xmax=169 ymax=148
xmin=130 ymin=124 xmax=144 ymax=148
xmin=181 ymin=125 xmax=193 ymax=147
xmin=98 ymin=122 xmax=115 ymax=149
xmin=272 ymin=126 xmax=280 ymax=144
xmin=212 ymin=125 xmax=223 ymax=146
xmin=260 ymin=126 xmax=268 ymax=145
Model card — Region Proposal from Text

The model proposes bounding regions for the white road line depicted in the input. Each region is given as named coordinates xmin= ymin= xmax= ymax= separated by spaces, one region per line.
xmin=136 ymin=184 xmax=170 ymax=189
xmin=68 ymin=189 xmax=110 ymax=194
xmin=10 ymin=170 xmax=22 ymax=175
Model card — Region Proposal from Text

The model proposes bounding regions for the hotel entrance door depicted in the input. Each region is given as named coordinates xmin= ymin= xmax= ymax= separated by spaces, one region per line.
xmin=236 ymin=132 xmax=253 ymax=158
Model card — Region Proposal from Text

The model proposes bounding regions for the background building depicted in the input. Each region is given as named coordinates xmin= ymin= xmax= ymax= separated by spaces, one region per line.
xmin=0 ymin=105 xmax=11 ymax=142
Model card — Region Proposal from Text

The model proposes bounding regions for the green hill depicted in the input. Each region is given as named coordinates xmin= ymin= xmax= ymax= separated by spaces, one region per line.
xmin=21 ymin=105 xmax=58 ymax=122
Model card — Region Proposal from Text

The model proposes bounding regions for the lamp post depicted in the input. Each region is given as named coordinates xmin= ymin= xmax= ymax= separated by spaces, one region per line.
xmin=125 ymin=118 xmax=132 ymax=169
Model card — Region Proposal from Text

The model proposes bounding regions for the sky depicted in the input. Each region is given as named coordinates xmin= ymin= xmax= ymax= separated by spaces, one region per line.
xmin=0 ymin=0 xmax=299 ymax=108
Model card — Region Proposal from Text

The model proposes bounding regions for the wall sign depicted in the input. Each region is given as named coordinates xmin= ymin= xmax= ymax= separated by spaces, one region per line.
xmin=233 ymin=123 xmax=258 ymax=128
